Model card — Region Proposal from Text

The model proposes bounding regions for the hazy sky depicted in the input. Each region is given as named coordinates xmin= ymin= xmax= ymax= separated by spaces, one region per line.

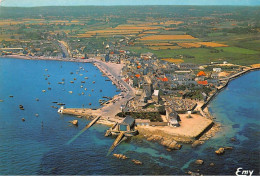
xmin=1 ymin=0 xmax=260 ymax=7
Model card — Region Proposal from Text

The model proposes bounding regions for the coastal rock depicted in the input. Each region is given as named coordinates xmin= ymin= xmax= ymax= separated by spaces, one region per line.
xmin=224 ymin=146 xmax=233 ymax=150
xmin=161 ymin=139 xmax=182 ymax=150
xmin=210 ymin=163 xmax=215 ymax=166
xmin=113 ymin=154 xmax=128 ymax=160
xmin=154 ymin=135 xmax=162 ymax=140
xmin=230 ymin=137 xmax=236 ymax=142
xmin=160 ymin=139 xmax=171 ymax=146
xmin=195 ymin=159 xmax=204 ymax=165
xmin=132 ymin=159 xmax=143 ymax=165
xmin=192 ymin=140 xmax=202 ymax=148
xmin=187 ymin=171 xmax=201 ymax=176
xmin=215 ymin=147 xmax=225 ymax=155
xmin=168 ymin=141 xmax=178 ymax=149
xmin=147 ymin=136 xmax=154 ymax=141
xmin=69 ymin=120 xmax=78 ymax=126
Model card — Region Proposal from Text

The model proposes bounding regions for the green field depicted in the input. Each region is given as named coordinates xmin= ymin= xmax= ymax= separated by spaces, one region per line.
xmin=127 ymin=45 xmax=260 ymax=65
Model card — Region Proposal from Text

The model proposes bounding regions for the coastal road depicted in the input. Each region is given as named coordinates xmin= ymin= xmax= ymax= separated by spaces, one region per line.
xmin=91 ymin=59 xmax=135 ymax=118
xmin=57 ymin=40 xmax=71 ymax=58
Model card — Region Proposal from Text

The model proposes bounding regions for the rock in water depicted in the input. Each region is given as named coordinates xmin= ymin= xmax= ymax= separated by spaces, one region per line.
xmin=224 ymin=146 xmax=233 ymax=150
xmin=192 ymin=140 xmax=202 ymax=148
xmin=69 ymin=120 xmax=78 ymax=126
xmin=210 ymin=163 xmax=215 ymax=166
xmin=187 ymin=171 xmax=201 ymax=176
xmin=132 ymin=159 xmax=143 ymax=165
xmin=215 ymin=147 xmax=225 ymax=155
xmin=195 ymin=159 xmax=204 ymax=165
xmin=230 ymin=137 xmax=236 ymax=141
xmin=113 ymin=154 xmax=128 ymax=160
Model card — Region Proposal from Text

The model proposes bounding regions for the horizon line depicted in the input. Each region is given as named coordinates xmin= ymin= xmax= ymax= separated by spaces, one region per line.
xmin=1 ymin=4 xmax=260 ymax=8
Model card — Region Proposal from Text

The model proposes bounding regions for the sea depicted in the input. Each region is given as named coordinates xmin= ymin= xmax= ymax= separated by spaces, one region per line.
xmin=0 ymin=57 xmax=259 ymax=175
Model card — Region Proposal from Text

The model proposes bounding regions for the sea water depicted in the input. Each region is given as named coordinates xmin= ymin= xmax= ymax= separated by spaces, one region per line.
xmin=0 ymin=58 xmax=259 ymax=175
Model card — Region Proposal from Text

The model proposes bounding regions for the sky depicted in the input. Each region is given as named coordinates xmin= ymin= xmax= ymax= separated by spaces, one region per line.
xmin=1 ymin=0 xmax=260 ymax=7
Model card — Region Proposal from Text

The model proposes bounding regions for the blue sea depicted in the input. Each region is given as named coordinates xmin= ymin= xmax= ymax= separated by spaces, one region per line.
xmin=0 ymin=58 xmax=259 ymax=175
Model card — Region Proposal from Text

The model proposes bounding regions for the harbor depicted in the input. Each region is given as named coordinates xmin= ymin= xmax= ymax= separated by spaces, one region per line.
xmin=0 ymin=57 xmax=259 ymax=175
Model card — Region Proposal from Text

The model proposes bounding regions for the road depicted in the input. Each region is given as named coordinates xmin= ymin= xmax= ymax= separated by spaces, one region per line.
xmin=57 ymin=40 xmax=71 ymax=58
xmin=92 ymin=59 xmax=135 ymax=117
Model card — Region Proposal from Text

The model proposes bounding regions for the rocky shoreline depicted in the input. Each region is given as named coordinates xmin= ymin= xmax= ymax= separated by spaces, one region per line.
xmin=192 ymin=122 xmax=222 ymax=147
xmin=136 ymin=121 xmax=222 ymax=150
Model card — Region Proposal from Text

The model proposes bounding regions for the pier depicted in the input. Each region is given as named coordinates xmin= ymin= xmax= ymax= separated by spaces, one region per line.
xmin=220 ymin=67 xmax=260 ymax=81
xmin=67 ymin=115 xmax=101 ymax=144
xmin=201 ymin=67 xmax=260 ymax=112
xmin=107 ymin=132 xmax=125 ymax=156
xmin=85 ymin=115 xmax=101 ymax=129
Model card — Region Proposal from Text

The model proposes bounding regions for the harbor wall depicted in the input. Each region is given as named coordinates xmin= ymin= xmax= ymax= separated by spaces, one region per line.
xmin=201 ymin=67 xmax=260 ymax=111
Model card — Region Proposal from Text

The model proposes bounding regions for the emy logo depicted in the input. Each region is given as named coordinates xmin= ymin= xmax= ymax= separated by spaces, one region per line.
xmin=235 ymin=167 xmax=254 ymax=176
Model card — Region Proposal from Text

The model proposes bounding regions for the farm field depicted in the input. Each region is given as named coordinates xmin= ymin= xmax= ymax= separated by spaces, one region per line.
xmin=140 ymin=35 xmax=196 ymax=41
xmin=0 ymin=6 xmax=259 ymax=65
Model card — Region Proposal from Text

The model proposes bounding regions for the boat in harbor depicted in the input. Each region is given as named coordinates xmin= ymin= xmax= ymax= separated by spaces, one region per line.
xmin=70 ymin=81 xmax=74 ymax=83
xmin=81 ymin=81 xmax=85 ymax=83
xmin=19 ymin=105 xmax=24 ymax=110
xmin=93 ymin=81 xmax=95 ymax=84
xmin=103 ymin=96 xmax=112 ymax=100
xmin=84 ymin=77 xmax=88 ymax=79
xmin=57 ymin=103 xmax=65 ymax=106
xmin=69 ymin=91 xmax=73 ymax=94
xmin=105 ymin=79 xmax=110 ymax=81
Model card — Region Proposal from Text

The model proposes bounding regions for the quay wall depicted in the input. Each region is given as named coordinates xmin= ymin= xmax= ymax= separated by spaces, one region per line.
xmin=201 ymin=67 xmax=260 ymax=111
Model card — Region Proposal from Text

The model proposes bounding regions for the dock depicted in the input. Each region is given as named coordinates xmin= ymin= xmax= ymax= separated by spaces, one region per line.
xmin=67 ymin=115 xmax=101 ymax=145
xmin=107 ymin=132 xmax=125 ymax=156
xmin=85 ymin=115 xmax=101 ymax=129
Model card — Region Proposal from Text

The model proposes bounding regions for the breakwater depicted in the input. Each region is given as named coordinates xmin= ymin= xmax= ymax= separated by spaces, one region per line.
xmin=201 ymin=67 xmax=260 ymax=111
